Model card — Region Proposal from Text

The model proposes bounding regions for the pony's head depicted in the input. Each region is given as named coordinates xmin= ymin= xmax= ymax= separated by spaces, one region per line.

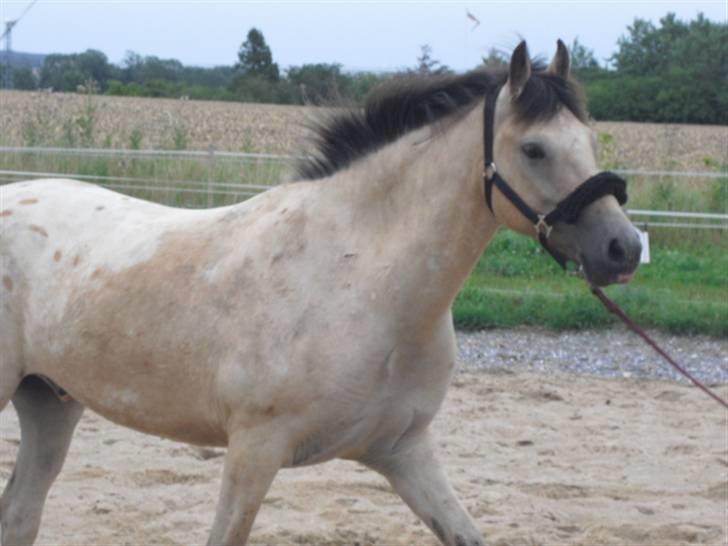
xmin=490 ymin=40 xmax=641 ymax=286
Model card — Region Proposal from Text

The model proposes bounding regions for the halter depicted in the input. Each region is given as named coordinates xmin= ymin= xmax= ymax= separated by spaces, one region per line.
xmin=483 ymin=85 xmax=628 ymax=269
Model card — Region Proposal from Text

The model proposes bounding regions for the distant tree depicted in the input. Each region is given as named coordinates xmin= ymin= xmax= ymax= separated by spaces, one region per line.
xmin=13 ymin=67 xmax=37 ymax=90
xmin=121 ymin=52 xmax=183 ymax=83
xmin=77 ymin=50 xmax=113 ymax=87
xmin=106 ymin=79 xmax=143 ymax=96
xmin=568 ymin=38 xmax=601 ymax=73
xmin=481 ymin=47 xmax=508 ymax=68
xmin=39 ymin=49 xmax=113 ymax=91
xmin=347 ymin=71 xmax=388 ymax=102
xmin=121 ymin=51 xmax=144 ymax=82
xmin=236 ymin=28 xmax=279 ymax=82
xmin=231 ymin=76 xmax=288 ymax=104
xmin=286 ymin=63 xmax=346 ymax=104
xmin=181 ymin=65 xmax=234 ymax=89
xmin=414 ymin=45 xmax=451 ymax=75
xmin=599 ymin=12 xmax=728 ymax=123
xmin=611 ymin=14 xmax=685 ymax=76
xmin=140 ymin=57 xmax=183 ymax=82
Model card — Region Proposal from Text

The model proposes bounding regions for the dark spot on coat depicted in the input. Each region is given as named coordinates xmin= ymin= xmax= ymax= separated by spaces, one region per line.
xmin=29 ymin=225 xmax=48 ymax=237
xmin=431 ymin=518 xmax=446 ymax=543
xmin=91 ymin=268 xmax=102 ymax=279
xmin=264 ymin=405 xmax=276 ymax=416
xmin=0 ymin=210 xmax=12 ymax=216
xmin=73 ymin=255 xmax=81 ymax=267
xmin=19 ymin=198 xmax=38 ymax=205
xmin=54 ymin=250 xmax=62 ymax=262
xmin=3 ymin=276 xmax=13 ymax=291
xmin=96 ymin=206 xmax=105 ymax=211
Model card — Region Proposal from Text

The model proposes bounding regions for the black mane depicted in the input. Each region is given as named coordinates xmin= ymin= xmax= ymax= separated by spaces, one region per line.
xmin=296 ymin=64 xmax=586 ymax=181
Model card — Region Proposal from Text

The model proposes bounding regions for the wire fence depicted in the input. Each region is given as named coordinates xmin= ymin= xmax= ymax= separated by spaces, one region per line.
xmin=1 ymin=146 xmax=726 ymax=230
xmin=0 ymin=145 xmax=289 ymax=208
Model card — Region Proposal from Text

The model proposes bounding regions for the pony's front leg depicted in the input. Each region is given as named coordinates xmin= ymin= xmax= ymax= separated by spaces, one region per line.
xmin=365 ymin=430 xmax=485 ymax=546
xmin=207 ymin=428 xmax=285 ymax=546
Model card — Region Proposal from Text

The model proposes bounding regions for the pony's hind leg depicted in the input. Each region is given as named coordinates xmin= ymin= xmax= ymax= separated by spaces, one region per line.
xmin=0 ymin=376 xmax=84 ymax=546
xmin=364 ymin=429 xmax=484 ymax=546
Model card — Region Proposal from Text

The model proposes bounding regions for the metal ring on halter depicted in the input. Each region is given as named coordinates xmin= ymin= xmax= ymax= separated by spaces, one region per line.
xmin=534 ymin=214 xmax=553 ymax=238
xmin=483 ymin=162 xmax=497 ymax=181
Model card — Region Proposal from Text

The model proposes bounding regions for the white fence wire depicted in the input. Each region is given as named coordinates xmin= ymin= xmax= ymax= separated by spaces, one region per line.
xmin=1 ymin=146 xmax=726 ymax=230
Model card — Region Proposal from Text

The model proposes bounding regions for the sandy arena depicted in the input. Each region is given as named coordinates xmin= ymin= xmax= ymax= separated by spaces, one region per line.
xmin=1 ymin=332 xmax=726 ymax=546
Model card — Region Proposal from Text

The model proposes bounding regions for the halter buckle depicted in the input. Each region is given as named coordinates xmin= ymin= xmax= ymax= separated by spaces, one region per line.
xmin=534 ymin=214 xmax=553 ymax=238
xmin=483 ymin=162 xmax=497 ymax=181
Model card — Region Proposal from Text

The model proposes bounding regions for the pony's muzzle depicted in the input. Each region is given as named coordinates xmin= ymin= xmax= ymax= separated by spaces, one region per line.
xmin=581 ymin=225 xmax=642 ymax=287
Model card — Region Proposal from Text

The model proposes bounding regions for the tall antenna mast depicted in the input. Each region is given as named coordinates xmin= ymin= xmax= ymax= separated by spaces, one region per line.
xmin=1 ymin=0 xmax=39 ymax=89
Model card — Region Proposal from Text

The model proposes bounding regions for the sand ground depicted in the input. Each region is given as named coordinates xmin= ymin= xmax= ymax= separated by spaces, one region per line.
xmin=1 ymin=368 xmax=726 ymax=546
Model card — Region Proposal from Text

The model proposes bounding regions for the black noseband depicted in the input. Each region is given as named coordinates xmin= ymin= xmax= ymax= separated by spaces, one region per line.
xmin=483 ymin=85 xmax=628 ymax=269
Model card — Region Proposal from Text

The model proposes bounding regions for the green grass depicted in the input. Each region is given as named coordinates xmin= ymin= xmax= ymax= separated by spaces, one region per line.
xmin=454 ymin=230 xmax=728 ymax=337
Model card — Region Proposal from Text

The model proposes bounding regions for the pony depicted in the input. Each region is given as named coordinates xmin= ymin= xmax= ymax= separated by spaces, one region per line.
xmin=0 ymin=41 xmax=640 ymax=545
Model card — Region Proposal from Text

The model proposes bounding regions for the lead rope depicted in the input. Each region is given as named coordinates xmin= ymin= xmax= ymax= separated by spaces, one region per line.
xmin=591 ymin=286 xmax=728 ymax=410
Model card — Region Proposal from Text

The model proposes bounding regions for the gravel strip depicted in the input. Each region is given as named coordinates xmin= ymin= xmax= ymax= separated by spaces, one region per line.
xmin=456 ymin=326 xmax=728 ymax=385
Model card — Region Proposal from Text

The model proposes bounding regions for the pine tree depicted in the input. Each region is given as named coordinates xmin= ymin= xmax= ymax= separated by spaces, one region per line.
xmin=236 ymin=28 xmax=279 ymax=82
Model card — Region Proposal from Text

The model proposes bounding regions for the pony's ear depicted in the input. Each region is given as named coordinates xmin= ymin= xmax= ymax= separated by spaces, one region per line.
xmin=548 ymin=39 xmax=570 ymax=79
xmin=509 ymin=41 xmax=531 ymax=100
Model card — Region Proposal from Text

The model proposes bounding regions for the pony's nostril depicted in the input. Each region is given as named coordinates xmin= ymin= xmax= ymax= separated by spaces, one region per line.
xmin=608 ymin=238 xmax=626 ymax=264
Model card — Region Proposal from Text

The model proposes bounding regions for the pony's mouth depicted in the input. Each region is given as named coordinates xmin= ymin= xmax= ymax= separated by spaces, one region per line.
xmin=616 ymin=272 xmax=634 ymax=284
xmin=578 ymin=253 xmax=638 ymax=287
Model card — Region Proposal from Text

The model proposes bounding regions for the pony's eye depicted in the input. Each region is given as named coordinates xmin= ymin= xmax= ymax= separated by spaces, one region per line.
xmin=522 ymin=143 xmax=546 ymax=160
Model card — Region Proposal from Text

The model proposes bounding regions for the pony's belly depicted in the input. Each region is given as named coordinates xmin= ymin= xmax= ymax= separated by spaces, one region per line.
xmin=77 ymin=385 xmax=228 ymax=446
xmin=33 ymin=356 xmax=228 ymax=447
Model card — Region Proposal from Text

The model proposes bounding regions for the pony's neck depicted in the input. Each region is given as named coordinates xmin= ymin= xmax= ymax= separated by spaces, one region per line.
xmin=335 ymin=101 xmax=500 ymax=332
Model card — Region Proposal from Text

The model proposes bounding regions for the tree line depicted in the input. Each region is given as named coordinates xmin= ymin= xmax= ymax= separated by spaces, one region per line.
xmin=580 ymin=13 xmax=726 ymax=125
xmin=3 ymin=13 xmax=725 ymax=124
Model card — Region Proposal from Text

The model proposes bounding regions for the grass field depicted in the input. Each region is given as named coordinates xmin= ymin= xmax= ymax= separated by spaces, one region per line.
xmin=454 ymin=231 xmax=728 ymax=337
xmin=1 ymin=90 xmax=726 ymax=336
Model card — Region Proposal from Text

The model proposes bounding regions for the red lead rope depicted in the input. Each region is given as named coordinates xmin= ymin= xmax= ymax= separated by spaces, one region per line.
xmin=591 ymin=287 xmax=728 ymax=410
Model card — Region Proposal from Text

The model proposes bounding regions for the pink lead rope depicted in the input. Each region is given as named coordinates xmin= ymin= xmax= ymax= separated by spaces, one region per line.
xmin=591 ymin=286 xmax=728 ymax=410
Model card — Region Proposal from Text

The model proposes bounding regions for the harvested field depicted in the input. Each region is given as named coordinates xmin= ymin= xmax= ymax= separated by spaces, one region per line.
xmin=2 ymin=90 xmax=727 ymax=171
xmin=0 ymin=90 xmax=309 ymax=154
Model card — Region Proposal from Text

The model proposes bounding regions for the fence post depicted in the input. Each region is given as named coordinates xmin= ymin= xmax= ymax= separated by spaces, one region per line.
xmin=207 ymin=145 xmax=216 ymax=208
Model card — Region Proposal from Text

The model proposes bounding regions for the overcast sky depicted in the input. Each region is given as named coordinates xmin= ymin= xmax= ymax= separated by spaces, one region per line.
xmin=2 ymin=1 xmax=726 ymax=72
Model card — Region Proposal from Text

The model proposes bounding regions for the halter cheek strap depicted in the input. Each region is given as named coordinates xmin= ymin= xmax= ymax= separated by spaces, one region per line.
xmin=482 ymin=85 xmax=628 ymax=269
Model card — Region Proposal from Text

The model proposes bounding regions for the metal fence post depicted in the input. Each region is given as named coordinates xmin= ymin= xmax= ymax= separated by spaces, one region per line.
xmin=207 ymin=145 xmax=216 ymax=208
